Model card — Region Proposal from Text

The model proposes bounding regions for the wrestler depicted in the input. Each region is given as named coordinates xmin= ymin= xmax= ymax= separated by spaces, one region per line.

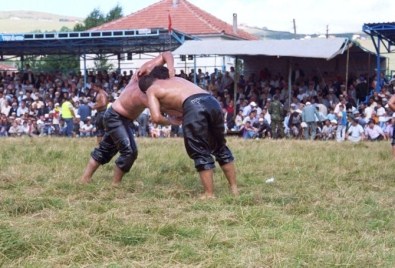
xmin=91 ymin=81 xmax=109 ymax=144
xmin=137 ymin=56 xmax=239 ymax=198
xmin=80 ymin=51 xmax=174 ymax=186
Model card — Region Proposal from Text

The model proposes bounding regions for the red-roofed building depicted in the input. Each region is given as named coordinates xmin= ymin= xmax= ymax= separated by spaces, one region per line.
xmin=92 ymin=0 xmax=257 ymax=41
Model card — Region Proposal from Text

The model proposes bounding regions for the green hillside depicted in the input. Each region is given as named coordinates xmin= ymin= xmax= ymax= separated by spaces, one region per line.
xmin=0 ymin=11 xmax=82 ymax=33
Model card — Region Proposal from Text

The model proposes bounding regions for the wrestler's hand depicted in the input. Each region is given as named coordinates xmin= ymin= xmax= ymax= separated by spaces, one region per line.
xmin=168 ymin=115 xmax=183 ymax=125
xmin=169 ymin=68 xmax=176 ymax=78
xmin=131 ymin=72 xmax=139 ymax=82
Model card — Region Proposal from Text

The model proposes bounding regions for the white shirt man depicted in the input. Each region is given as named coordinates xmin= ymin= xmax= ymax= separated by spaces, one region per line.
xmin=347 ymin=119 xmax=365 ymax=142
xmin=364 ymin=121 xmax=385 ymax=141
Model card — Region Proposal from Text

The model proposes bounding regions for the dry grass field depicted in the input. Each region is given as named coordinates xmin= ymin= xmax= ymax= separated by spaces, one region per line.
xmin=0 ymin=137 xmax=394 ymax=267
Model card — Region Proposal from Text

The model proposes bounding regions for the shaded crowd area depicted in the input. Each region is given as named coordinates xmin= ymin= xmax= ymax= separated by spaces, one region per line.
xmin=1 ymin=65 xmax=395 ymax=142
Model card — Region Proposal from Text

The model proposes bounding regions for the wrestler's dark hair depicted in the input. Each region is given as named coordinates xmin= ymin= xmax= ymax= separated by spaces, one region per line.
xmin=139 ymin=75 xmax=156 ymax=93
xmin=150 ymin=66 xmax=170 ymax=79
xmin=139 ymin=66 xmax=170 ymax=93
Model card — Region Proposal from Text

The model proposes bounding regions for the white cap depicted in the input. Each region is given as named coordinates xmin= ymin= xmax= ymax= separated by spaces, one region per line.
xmin=250 ymin=101 xmax=257 ymax=107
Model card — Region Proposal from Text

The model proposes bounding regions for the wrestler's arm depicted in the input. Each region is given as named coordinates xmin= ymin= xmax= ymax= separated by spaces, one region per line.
xmin=136 ymin=51 xmax=175 ymax=78
xmin=388 ymin=94 xmax=395 ymax=112
xmin=147 ymin=87 xmax=180 ymax=126
xmin=93 ymin=92 xmax=106 ymax=110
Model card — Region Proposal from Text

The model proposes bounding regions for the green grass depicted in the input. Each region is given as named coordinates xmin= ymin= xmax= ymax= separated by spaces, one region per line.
xmin=0 ymin=137 xmax=394 ymax=267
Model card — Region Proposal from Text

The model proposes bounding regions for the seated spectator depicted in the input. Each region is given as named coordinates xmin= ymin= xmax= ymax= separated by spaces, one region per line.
xmin=0 ymin=116 xmax=9 ymax=137
xmin=20 ymin=120 xmax=30 ymax=136
xmin=79 ymin=117 xmax=95 ymax=137
xmin=161 ymin=125 xmax=171 ymax=138
xmin=149 ymin=123 xmax=162 ymax=138
xmin=346 ymin=118 xmax=365 ymax=142
xmin=364 ymin=120 xmax=386 ymax=141
xmin=255 ymin=117 xmax=271 ymax=139
xmin=240 ymin=120 xmax=258 ymax=139
xmin=8 ymin=119 xmax=22 ymax=137
xmin=73 ymin=115 xmax=82 ymax=137
xmin=321 ymin=119 xmax=336 ymax=140
xmin=232 ymin=110 xmax=244 ymax=131
xmin=41 ymin=114 xmax=54 ymax=136
xmin=288 ymin=109 xmax=302 ymax=139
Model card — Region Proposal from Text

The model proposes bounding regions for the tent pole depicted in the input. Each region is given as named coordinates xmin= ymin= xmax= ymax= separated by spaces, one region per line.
xmin=83 ymin=54 xmax=87 ymax=90
xmin=193 ymin=55 xmax=197 ymax=85
xmin=233 ymin=56 xmax=238 ymax=119
xmin=376 ymin=36 xmax=381 ymax=92
xmin=345 ymin=45 xmax=350 ymax=92
xmin=288 ymin=59 xmax=292 ymax=111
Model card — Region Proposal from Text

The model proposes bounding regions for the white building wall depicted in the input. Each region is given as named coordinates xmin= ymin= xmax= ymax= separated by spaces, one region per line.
xmin=80 ymin=53 xmax=236 ymax=76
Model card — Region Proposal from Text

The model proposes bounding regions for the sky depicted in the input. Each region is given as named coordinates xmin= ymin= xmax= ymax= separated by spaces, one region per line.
xmin=2 ymin=0 xmax=394 ymax=34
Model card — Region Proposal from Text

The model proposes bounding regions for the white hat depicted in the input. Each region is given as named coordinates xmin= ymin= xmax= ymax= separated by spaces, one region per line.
xmin=258 ymin=118 xmax=264 ymax=122
xmin=250 ymin=101 xmax=257 ymax=107
xmin=306 ymin=102 xmax=311 ymax=105
xmin=330 ymin=119 xmax=337 ymax=124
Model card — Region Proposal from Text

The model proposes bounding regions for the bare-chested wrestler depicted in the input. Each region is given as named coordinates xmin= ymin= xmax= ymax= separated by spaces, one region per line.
xmin=137 ymin=53 xmax=239 ymax=198
xmin=80 ymin=52 xmax=174 ymax=186
xmin=91 ymin=81 xmax=109 ymax=144
xmin=388 ymin=94 xmax=395 ymax=157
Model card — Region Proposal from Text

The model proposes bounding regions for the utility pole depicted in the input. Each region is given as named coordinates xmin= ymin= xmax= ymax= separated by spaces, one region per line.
xmin=293 ymin=19 xmax=297 ymax=36
xmin=326 ymin=25 xmax=329 ymax=39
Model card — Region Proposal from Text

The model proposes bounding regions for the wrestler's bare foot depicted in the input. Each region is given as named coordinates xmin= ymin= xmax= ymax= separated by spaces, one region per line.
xmin=199 ymin=193 xmax=216 ymax=200
xmin=112 ymin=181 xmax=121 ymax=187
xmin=79 ymin=177 xmax=92 ymax=184
xmin=230 ymin=186 xmax=239 ymax=196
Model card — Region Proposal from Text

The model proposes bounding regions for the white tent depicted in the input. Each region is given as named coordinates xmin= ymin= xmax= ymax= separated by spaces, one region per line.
xmin=173 ymin=38 xmax=349 ymax=60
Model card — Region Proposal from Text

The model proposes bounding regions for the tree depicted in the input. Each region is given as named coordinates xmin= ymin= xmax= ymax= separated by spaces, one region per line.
xmin=93 ymin=54 xmax=113 ymax=72
xmin=59 ymin=26 xmax=72 ymax=32
xmin=73 ymin=5 xmax=124 ymax=31
xmin=106 ymin=4 xmax=123 ymax=22
xmin=84 ymin=8 xmax=105 ymax=29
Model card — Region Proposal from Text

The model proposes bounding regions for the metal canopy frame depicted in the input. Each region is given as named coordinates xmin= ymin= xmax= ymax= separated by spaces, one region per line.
xmin=0 ymin=28 xmax=191 ymax=87
xmin=362 ymin=22 xmax=395 ymax=91
xmin=0 ymin=28 xmax=190 ymax=57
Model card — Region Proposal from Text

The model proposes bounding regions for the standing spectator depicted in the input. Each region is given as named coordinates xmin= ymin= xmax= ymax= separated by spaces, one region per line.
xmin=336 ymin=104 xmax=348 ymax=142
xmin=77 ymin=99 xmax=91 ymax=122
xmin=137 ymin=108 xmax=150 ymax=137
xmin=61 ymin=95 xmax=75 ymax=137
xmin=301 ymin=101 xmax=320 ymax=140
xmin=268 ymin=95 xmax=284 ymax=139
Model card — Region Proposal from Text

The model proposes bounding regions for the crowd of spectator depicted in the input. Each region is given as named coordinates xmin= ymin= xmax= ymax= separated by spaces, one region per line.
xmin=0 ymin=65 xmax=132 ymax=138
xmin=181 ymin=66 xmax=395 ymax=143
xmin=1 ymin=63 xmax=395 ymax=143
